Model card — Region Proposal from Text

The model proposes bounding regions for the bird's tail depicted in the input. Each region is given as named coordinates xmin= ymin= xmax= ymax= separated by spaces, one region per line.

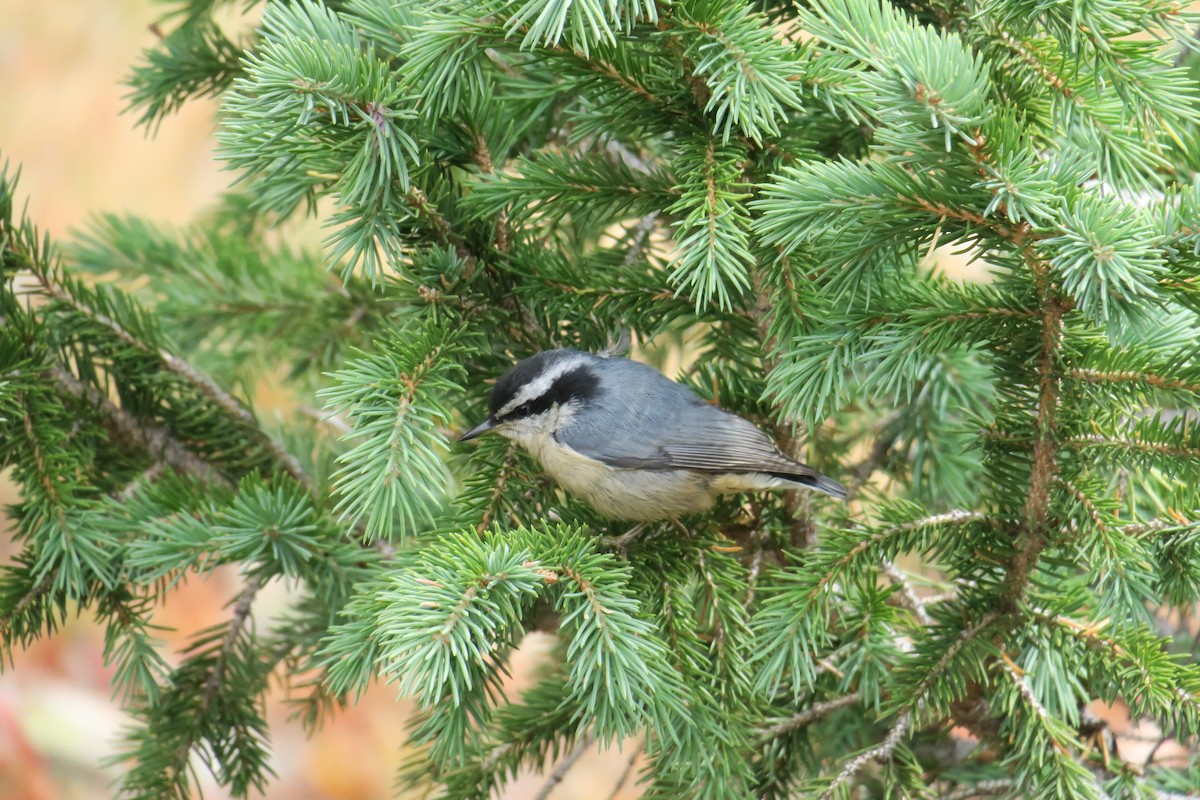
xmin=769 ymin=471 xmax=849 ymax=500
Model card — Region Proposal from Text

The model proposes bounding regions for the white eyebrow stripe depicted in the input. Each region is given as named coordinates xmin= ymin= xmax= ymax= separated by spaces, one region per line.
xmin=497 ymin=355 xmax=589 ymax=417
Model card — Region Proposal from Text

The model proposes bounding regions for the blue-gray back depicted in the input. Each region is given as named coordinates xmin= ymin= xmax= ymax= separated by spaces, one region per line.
xmin=559 ymin=355 xmax=818 ymax=479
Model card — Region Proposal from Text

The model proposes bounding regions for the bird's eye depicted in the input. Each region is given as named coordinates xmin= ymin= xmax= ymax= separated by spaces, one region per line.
xmin=515 ymin=401 xmax=533 ymax=416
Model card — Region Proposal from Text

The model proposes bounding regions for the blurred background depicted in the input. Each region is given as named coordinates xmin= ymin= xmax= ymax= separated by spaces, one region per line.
xmin=0 ymin=2 xmax=1192 ymax=799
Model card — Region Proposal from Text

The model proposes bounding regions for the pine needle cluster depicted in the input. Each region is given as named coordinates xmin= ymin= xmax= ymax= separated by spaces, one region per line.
xmin=3 ymin=0 xmax=1200 ymax=797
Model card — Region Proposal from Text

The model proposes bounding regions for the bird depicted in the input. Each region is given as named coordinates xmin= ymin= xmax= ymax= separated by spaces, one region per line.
xmin=458 ymin=347 xmax=847 ymax=521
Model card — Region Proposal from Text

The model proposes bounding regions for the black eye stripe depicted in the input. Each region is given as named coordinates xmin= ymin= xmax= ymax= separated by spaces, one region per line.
xmin=491 ymin=351 xmax=560 ymax=415
xmin=504 ymin=365 xmax=601 ymax=420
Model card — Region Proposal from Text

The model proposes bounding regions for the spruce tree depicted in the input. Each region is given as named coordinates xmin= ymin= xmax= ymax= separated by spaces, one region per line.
xmin=3 ymin=0 xmax=1200 ymax=797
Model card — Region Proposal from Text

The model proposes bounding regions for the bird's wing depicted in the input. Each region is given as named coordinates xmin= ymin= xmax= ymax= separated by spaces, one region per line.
xmin=555 ymin=360 xmax=848 ymax=498
xmin=560 ymin=397 xmax=809 ymax=477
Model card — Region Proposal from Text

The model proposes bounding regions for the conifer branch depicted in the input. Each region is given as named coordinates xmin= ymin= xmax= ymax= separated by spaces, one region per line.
xmin=1120 ymin=519 xmax=1174 ymax=536
xmin=882 ymin=560 xmax=933 ymax=625
xmin=1004 ymin=245 xmax=1067 ymax=611
xmin=471 ymin=130 xmax=511 ymax=253
xmin=743 ymin=529 xmax=766 ymax=607
xmin=550 ymin=43 xmax=687 ymax=119
xmin=157 ymin=573 xmax=266 ymax=784
xmin=846 ymin=421 xmax=901 ymax=498
xmin=49 ymin=365 xmax=227 ymax=487
xmin=812 ymin=510 xmax=989 ymax=597
xmin=938 ymin=778 xmax=1015 ymax=799
xmin=7 ymin=1 xmax=1200 ymax=795
xmin=622 ymin=211 xmax=659 ymax=266
xmin=820 ymin=711 xmax=911 ymax=800
xmin=1037 ymin=612 xmax=1200 ymax=719
xmin=756 ymin=692 xmax=861 ymax=743
xmin=475 ymin=442 xmax=520 ymax=534
xmin=33 ymin=271 xmax=315 ymax=492
xmin=405 ymin=187 xmax=465 ymax=256
xmin=697 ymin=550 xmax=727 ymax=657
xmin=0 ymin=570 xmax=55 ymax=642
xmin=1069 ymin=367 xmax=1200 ymax=395
xmin=996 ymin=657 xmax=1079 ymax=752
xmin=1064 ymin=434 xmax=1200 ymax=460
xmin=993 ymin=24 xmax=1071 ymax=97
xmin=904 ymin=194 xmax=1023 ymax=242
xmin=908 ymin=611 xmax=1002 ymax=705
xmin=17 ymin=392 xmax=65 ymax=508
xmin=602 ymin=743 xmax=642 ymax=800
xmin=116 ymin=464 xmax=165 ymax=500
xmin=202 ymin=576 xmax=263 ymax=713
xmin=1057 ymin=476 xmax=1107 ymax=530
xmin=531 ymin=731 xmax=596 ymax=800
xmin=749 ymin=269 xmax=817 ymax=547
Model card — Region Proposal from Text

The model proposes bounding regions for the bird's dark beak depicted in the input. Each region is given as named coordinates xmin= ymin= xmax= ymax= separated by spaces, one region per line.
xmin=458 ymin=417 xmax=498 ymax=442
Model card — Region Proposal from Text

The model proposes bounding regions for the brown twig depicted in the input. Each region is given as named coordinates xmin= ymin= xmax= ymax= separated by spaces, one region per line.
xmin=36 ymin=275 xmax=314 ymax=493
xmin=907 ymin=612 xmax=1001 ymax=706
xmin=1002 ymin=243 xmax=1066 ymax=612
xmin=476 ymin=443 xmax=521 ymax=534
xmin=1063 ymin=434 xmax=1200 ymax=460
xmin=808 ymin=511 xmax=989 ymax=599
xmin=742 ymin=528 xmax=767 ymax=607
xmin=845 ymin=420 xmax=900 ymax=498
xmin=882 ymin=560 xmax=933 ymax=626
xmin=748 ymin=269 xmax=818 ymax=549
xmin=0 ymin=570 xmax=56 ymax=642
xmin=200 ymin=575 xmax=264 ymax=711
xmin=471 ymin=131 xmax=511 ymax=253
xmin=820 ymin=711 xmax=911 ymax=800
xmin=597 ymin=522 xmax=651 ymax=553
xmin=756 ymin=692 xmax=861 ymax=743
xmin=602 ymin=743 xmax=643 ymax=800
xmin=532 ymin=731 xmax=597 ymax=800
xmin=623 ymin=212 xmax=660 ymax=266
xmin=937 ymin=778 xmax=1015 ymax=800
xmin=171 ymin=574 xmax=265 ymax=769
xmin=1069 ymin=367 xmax=1200 ymax=396
xmin=405 ymin=187 xmax=467 ymax=258
xmin=50 ymin=365 xmax=228 ymax=487
xmin=697 ymin=551 xmax=726 ymax=660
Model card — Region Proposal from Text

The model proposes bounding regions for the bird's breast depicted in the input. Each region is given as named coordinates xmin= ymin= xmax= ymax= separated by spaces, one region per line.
xmin=529 ymin=434 xmax=615 ymax=495
xmin=521 ymin=433 xmax=714 ymax=521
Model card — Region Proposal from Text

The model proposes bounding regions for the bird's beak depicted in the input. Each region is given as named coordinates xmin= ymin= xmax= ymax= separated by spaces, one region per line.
xmin=458 ymin=417 xmax=498 ymax=442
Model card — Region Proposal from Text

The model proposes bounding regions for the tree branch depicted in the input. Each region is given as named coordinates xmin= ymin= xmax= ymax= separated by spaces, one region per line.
xmin=1069 ymin=367 xmax=1200 ymax=395
xmin=532 ymin=731 xmax=596 ymax=800
xmin=0 ymin=569 xmax=56 ymax=643
xmin=50 ymin=364 xmax=228 ymax=487
xmin=820 ymin=711 xmax=911 ymax=800
xmin=173 ymin=573 xmax=265 ymax=770
xmin=756 ymin=692 xmax=861 ymax=743
xmin=603 ymin=742 xmax=642 ymax=800
xmin=1063 ymin=434 xmax=1200 ymax=460
xmin=201 ymin=575 xmax=263 ymax=712
xmin=845 ymin=418 xmax=900 ymax=498
xmin=937 ymin=779 xmax=1015 ymax=800
xmin=809 ymin=510 xmax=990 ymax=599
xmin=882 ymin=560 xmax=933 ymax=626
xmin=908 ymin=611 xmax=1002 ymax=706
xmin=35 ymin=274 xmax=314 ymax=493
xmin=1003 ymin=244 xmax=1067 ymax=612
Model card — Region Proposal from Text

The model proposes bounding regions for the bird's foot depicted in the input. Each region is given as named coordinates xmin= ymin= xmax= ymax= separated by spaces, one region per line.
xmin=598 ymin=522 xmax=649 ymax=554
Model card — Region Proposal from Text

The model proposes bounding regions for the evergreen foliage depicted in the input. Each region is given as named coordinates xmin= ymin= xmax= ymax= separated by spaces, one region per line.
xmin=3 ymin=0 xmax=1200 ymax=797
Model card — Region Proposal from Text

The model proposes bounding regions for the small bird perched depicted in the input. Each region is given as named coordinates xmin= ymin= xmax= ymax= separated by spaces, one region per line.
xmin=459 ymin=348 xmax=847 ymax=521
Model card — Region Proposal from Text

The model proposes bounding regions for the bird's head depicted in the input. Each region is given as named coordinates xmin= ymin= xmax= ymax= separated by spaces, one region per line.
xmin=458 ymin=349 xmax=602 ymax=444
